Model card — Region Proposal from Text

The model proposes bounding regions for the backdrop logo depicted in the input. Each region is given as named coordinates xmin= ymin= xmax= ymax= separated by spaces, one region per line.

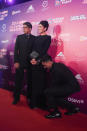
xmin=32 ymin=17 xmax=64 ymax=26
xmin=0 ymin=64 xmax=8 ymax=70
xmin=70 ymin=14 xmax=87 ymax=21
xmin=57 ymin=52 xmax=64 ymax=57
xmin=82 ymin=0 xmax=87 ymax=4
xmin=42 ymin=0 xmax=48 ymax=8
xmin=55 ymin=0 xmax=61 ymax=6
xmin=32 ymin=21 xmax=39 ymax=26
xmin=1 ymin=24 xmax=7 ymax=32
xmin=42 ymin=0 xmax=49 ymax=11
xmin=55 ymin=52 xmax=65 ymax=61
xmin=9 ymin=51 xmax=14 ymax=56
xmin=0 ymin=48 xmax=7 ymax=58
xmin=61 ymin=0 xmax=72 ymax=4
xmin=68 ymin=97 xmax=84 ymax=104
xmin=80 ymin=36 xmax=87 ymax=42
xmin=55 ymin=0 xmax=72 ymax=6
xmin=1 ymin=40 xmax=9 ymax=44
xmin=9 ymin=20 xmax=26 ymax=32
xmin=75 ymin=74 xmax=84 ymax=84
xmin=0 ymin=10 xmax=8 ymax=21
xmin=52 ymin=17 xmax=64 ymax=23
xmin=26 ymin=5 xmax=35 ymax=13
xmin=12 ymin=10 xmax=21 ymax=15
xmin=60 ymin=33 xmax=70 ymax=41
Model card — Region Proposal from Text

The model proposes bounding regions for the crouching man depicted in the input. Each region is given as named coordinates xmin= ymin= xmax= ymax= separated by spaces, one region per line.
xmin=41 ymin=55 xmax=80 ymax=119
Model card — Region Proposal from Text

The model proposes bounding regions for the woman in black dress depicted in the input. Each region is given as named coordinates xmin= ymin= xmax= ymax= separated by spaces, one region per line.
xmin=30 ymin=21 xmax=51 ymax=108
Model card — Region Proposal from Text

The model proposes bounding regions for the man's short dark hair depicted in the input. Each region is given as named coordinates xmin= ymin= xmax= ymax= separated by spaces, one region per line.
xmin=42 ymin=54 xmax=52 ymax=62
xmin=39 ymin=20 xmax=49 ymax=31
xmin=23 ymin=22 xmax=32 ymax=29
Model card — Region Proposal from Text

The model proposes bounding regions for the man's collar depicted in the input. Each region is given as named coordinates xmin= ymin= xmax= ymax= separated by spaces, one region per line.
xmin=26 ymin=33 xmax=31 ymax=38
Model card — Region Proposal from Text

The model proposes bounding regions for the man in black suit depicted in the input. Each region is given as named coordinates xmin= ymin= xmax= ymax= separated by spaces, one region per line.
xmin=42 ymin=55 xmax=80 ymax=119
xmin=13 ymin=22 xmax=35 ymax=104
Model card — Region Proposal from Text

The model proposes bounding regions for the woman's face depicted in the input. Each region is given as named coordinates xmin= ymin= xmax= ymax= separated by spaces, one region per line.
xmin=38 ymin=24 xmax=46 ymax=34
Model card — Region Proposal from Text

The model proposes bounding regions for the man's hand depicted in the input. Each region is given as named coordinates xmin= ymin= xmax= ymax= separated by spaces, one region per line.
xmin=14 ymin=63 xmax=20 ymax=69
xmin=30 ymin=59 xmax=37 ymax=65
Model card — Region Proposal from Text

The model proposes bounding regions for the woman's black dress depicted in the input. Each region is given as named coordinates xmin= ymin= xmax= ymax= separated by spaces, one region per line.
xmin=30 ymin=35 xmax=51 ymax=108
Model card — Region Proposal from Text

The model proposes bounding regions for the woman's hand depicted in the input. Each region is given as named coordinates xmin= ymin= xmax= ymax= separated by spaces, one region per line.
xmin=30 ymin=59 xmax=37 ymax=65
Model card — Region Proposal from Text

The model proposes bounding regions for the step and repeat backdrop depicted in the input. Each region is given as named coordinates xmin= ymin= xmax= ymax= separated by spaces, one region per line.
xmin=0 ymin=0 xmax=87 ymax=113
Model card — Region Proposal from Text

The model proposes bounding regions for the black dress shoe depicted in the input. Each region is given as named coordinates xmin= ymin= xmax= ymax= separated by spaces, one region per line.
xmin=29 ymin=104 xmax=38 ymax=109
xmin=27 ymin=98 xmax=31 ymax=105
xmin=12 ymin=99 xmax=19 ymax=105
xmin=38 ymin=104 xmax=48 ymax=111
xmin=64 ymin=107 xmax=80 ymax=115
xmin=45 ymin=112 xmax=62 ymax=119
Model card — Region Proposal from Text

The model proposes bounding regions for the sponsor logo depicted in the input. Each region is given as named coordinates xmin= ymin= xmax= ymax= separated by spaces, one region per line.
xmin=31 ymin=17 xmax=64 ymax=26
xmin=26 ymin=5 xmax=35 ymax=13
xmin=9 ymin=20 xmax=26 ymax=32
xmin=55 ymin=0 xmax=61 ymax=6
xmin=57 ymin=52 xmax=64 ymax=57
xmin=0 ymin=64 xmax=8 ymax=70
xmin=12 ymin=10 xmax=21 ymax=15
xmin=60 ymin=33 xmax=70 ymax=41
xmin=31 ymin=21 xmax=39 ymax=26
xmin=1 ymin=40 xmax=9 ymax=43
xmin=0 ymin=10 xmax=8 ymax=21
xmin=82 ymin=0 xmax=87 ymax=4
xmin=55 ymin=0 xmax=72 ymax=6
xmin=68 ymin=97 xmax=84 ymax=104
xmin=9 ymin=51 xmax=14 ymax=56
xmin=70 ymin=14 xmax=87 ymax=21
xmin=41 ymin=0 xmax=49 ymax=11
xmin=80 ymin=36 xmax=87 ymax=42
xmin=75 ymin=74 xmax=84 ymax=84
xmin=0 ymin=48 xmax=7 ymax=58
xmin=55 ymin=52 xmax=65 ymax=61
xmin=48 ymin=17 xmax=64 ymax=24
xmin=1 ymin=24 xmax=7 ymax=32
xmin=52 ymin=17 xmax=64 ymax=23
xmin=42 ymin=0 xmax=48 ymax=8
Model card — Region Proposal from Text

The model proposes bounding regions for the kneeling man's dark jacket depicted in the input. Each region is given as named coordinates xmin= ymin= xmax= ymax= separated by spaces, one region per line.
xmin=49 ymin=63 xmax=80 ymax=95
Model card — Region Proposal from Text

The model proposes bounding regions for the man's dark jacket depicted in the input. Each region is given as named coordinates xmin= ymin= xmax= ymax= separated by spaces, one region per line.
xmin=49 ymin=62 xmax=80 ymax=95
xmin=14 ymin=34 xmax=35 ymax=68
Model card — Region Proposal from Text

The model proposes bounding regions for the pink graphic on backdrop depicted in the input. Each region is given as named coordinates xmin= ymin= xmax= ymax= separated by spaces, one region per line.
xmin=48 ymin=25 xmax=65 ymax=63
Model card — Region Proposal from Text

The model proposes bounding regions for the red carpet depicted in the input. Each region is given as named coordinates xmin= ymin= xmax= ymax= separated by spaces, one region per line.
xmin=0 ymin=89 xmax=87 ymax=131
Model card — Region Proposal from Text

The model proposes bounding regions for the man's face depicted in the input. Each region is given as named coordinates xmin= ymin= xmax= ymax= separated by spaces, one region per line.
xmin=23 ymin=25 xmax=31 ymax=34
xmin=38 ymin=24 xmax=46 ymax=34
xmin=42 ymin=61 xmax=52 ymax=69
